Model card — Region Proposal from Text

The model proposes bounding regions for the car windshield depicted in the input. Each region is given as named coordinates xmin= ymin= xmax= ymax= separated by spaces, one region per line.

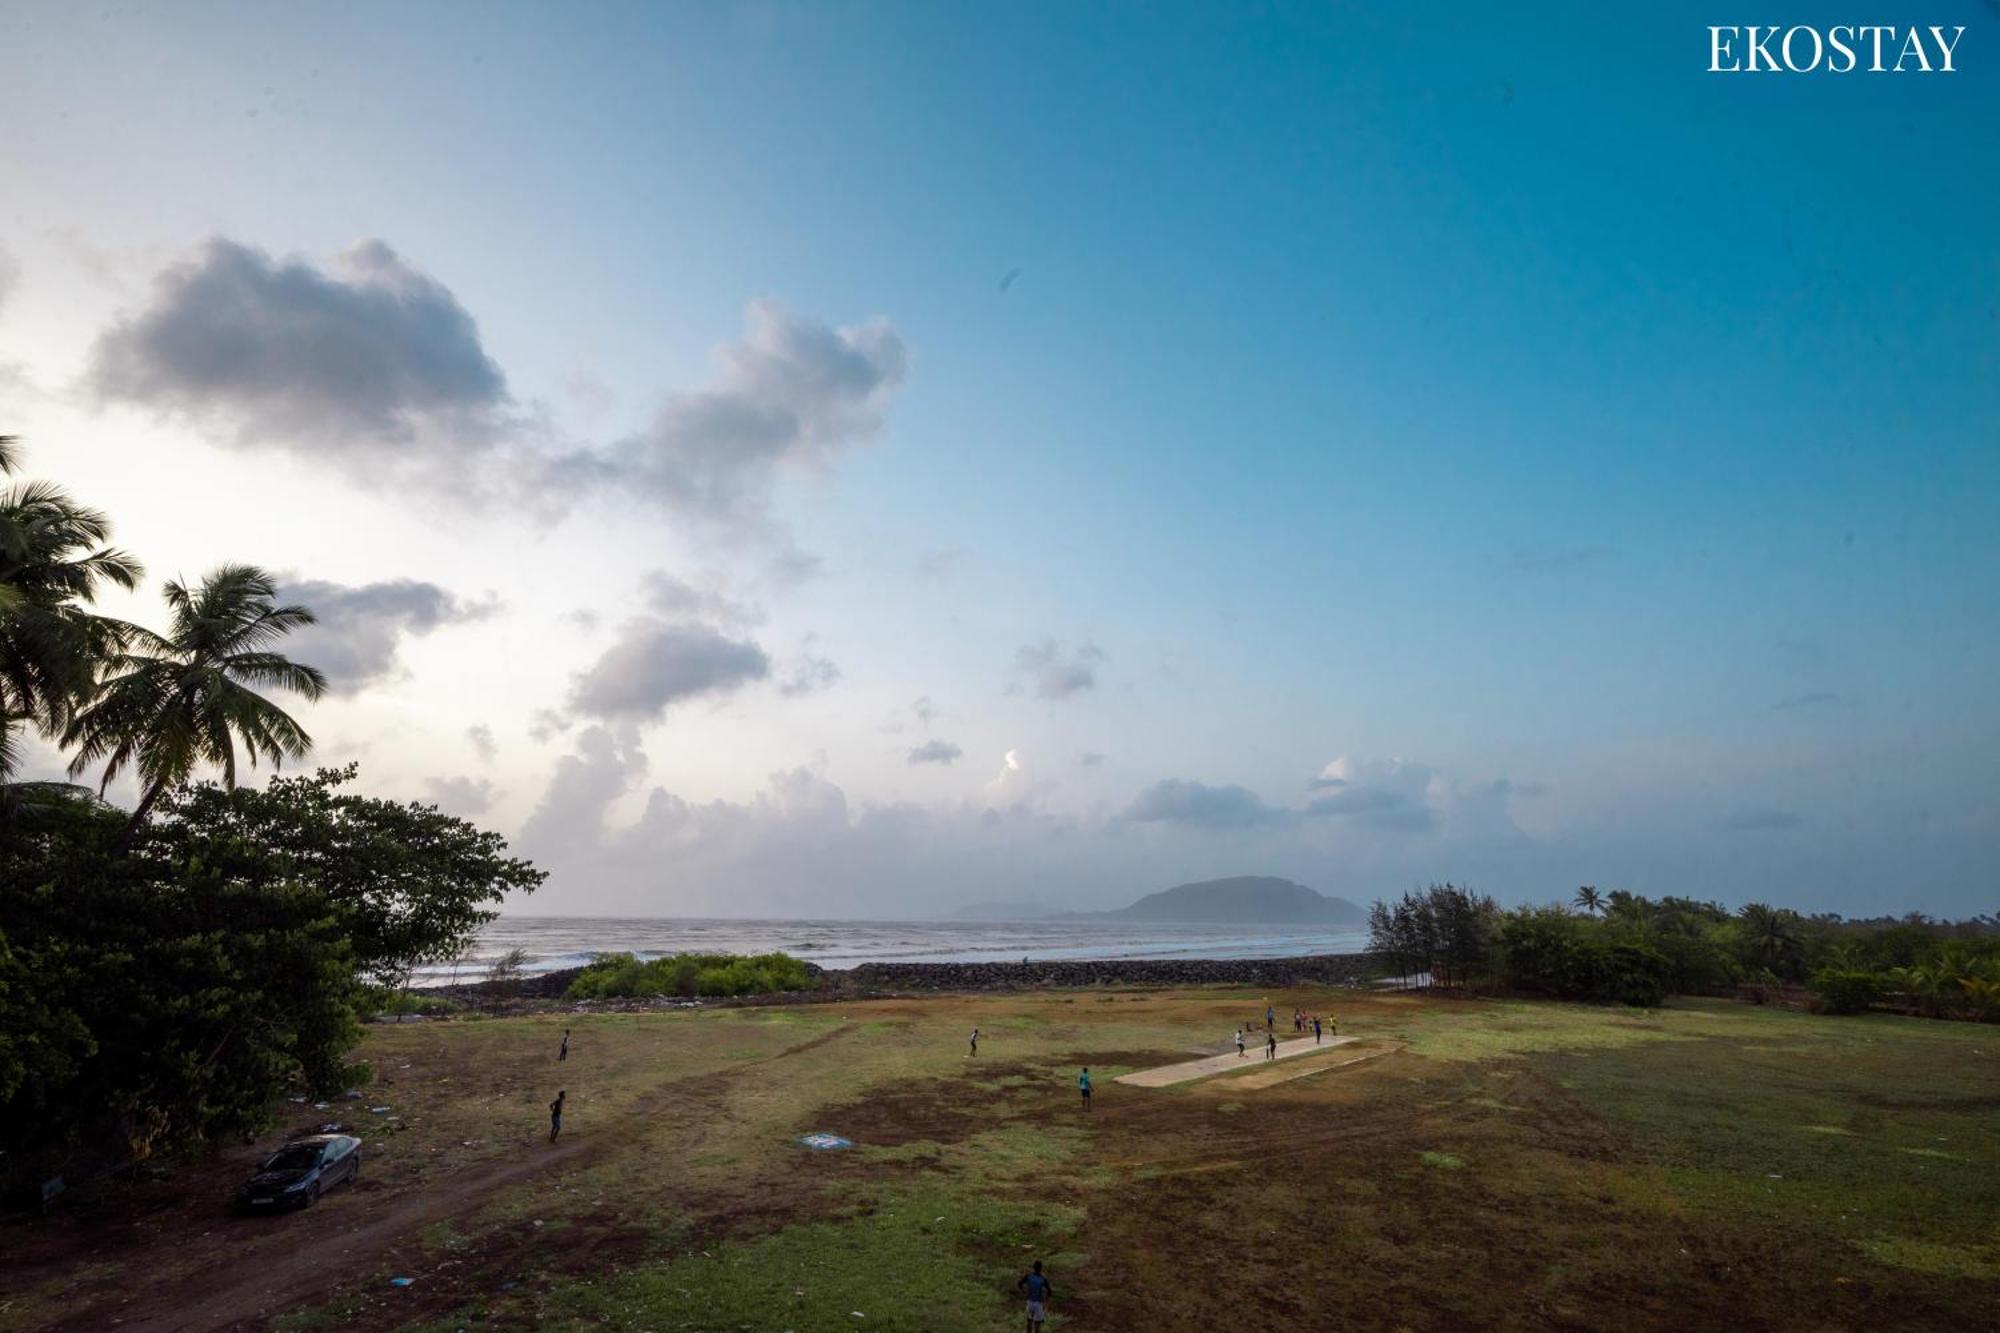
xmin=264 ymin=1145 xmax=321 ymax=1171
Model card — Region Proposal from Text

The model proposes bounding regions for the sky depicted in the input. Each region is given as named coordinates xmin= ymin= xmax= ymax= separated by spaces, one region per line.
xmin=2 ymin=0 xmax=1995 ymax=919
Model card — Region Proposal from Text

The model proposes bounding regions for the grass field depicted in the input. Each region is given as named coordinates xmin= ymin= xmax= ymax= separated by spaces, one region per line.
xmin=3 ymin=989 xmax=1995 ymax=1331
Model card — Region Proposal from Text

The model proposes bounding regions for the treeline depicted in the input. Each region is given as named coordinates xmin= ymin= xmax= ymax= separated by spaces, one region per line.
xmin=0 ymin=438 xmax=541 ymax=1195
xmin=1369 ymin=883 xmax=1999 ymax=1017
xmin=566 ymin=951 xmax=814 ymax=1000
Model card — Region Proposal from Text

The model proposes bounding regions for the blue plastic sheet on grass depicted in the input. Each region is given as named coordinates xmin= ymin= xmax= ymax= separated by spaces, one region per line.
xmin=797 ymin=1132 xmax=853 ymax=1151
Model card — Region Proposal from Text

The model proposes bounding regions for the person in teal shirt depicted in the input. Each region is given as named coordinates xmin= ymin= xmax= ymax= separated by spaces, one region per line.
xmin=1077 ymin=1066 xmax=1092 ymax=1111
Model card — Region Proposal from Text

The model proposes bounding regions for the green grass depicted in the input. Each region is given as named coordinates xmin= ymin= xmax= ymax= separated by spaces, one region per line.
xmin=1854 ymin=1236 xmax=2000 ymax=1281
xmin=538 ymin=1183 xmax=1080 ymax=1332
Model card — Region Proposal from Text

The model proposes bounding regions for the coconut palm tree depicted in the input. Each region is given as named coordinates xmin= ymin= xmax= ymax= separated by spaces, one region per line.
xmin=1737 ymin=902 xmax=1804 ymax=977
xmin=1573 ymin=885 xmax=1603 ymax=916
xmin=64 ymin=563 xmax=326 ymax=831
xmin=0 ymin=437 xmax=144 ymax=785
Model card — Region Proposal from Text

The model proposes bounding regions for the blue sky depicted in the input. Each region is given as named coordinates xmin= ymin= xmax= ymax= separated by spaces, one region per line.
xmin=2 ymin=1 xmax=1995 ymax=917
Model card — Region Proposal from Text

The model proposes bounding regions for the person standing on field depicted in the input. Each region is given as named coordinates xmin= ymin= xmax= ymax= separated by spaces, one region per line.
xmin=1236 ymin=1029 xmax=1246 ymax=1058
xmin=1313 ymin=1015 xmax=1323 ymax=1045
xmin=969 ymin=1026 xmax=979 ymax=1056
xmin=1078 ymin=1066 xmax=1092 ymax=1111
xmin=1017 ymin=1260 xmax=1053 ymax=1330
xmin=548 ymin=1089 xmax=566 ymax=1143
xmin=1265 ymin=1031 xmax=1277 ymax=1061
xmin=558 ymin=1028 xmax=570 ymax=1062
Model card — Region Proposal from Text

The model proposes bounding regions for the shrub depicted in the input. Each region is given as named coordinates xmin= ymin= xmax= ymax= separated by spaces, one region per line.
xmin=567 ymin=951 xmax=811 ymax=1000
xmin=1599 ymin=943 xmax=1671 ymax=1007
xmin=1495 ymin=908 xmax=1669 ymax=1007
xmin=1810 ymin=967 xmax=1886 ymax=1015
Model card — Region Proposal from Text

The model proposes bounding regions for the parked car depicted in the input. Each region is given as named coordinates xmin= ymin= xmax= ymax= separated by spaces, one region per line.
xmin=236 ymin=1134 xmax=361 ymax=1212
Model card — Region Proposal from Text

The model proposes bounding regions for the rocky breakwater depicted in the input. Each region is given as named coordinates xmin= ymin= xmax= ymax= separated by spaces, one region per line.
xmin=836 ymin=953 xmax=1377 ymax=992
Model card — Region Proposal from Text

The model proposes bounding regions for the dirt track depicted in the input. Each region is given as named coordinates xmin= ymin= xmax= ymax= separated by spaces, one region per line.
xmin=44 ymin=1023 xmax=858 ymax=1333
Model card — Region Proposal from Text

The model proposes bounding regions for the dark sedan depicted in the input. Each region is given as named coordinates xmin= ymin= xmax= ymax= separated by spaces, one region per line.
xmin=237 ymin=1134 xmax=361 ymax=1212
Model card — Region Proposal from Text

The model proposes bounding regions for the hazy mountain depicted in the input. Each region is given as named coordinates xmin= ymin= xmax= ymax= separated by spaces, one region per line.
xmin=1100 ymin=876 xmax=1366 ymax=924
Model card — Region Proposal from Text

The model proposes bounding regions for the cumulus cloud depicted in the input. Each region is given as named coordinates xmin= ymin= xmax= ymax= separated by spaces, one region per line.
xmin=528 ymin=708 xmax=573 ymax=744
xmin=567 ymin=618 xmax=769 ymax=723
xmin=1125 ymin=778 xmax=1286 ymax=830
xmin=518 ymin=726 xmax=647 ymax=848
xmin=466 ymin=724 xmax=497 ymax=763
xmin=777 ymin=637 xmax=841 ymax=696
xmin=554 ymin=300 xmax=907 ymax=544
xmin=639 ymin=570 xmax=762 ymax=628
xmin=426 ymin=775 xmax=496 ymax=815
xmin=278 ymin=577 xmax=498 ymax=694
xmin=507 ymin=729 xmax=1986 ymax=919
xmin=516 ymin=733 xmax=1113 ymax=918
xmin=908 ymin=738 xmax=963 ymax=766
xmin=91 ymin=238 xmax=510 ymax=463
xmin=1303 ymin=756 xmax=1442 ymax=832
xmin=1014 ymin=639 xmax=1104 ymax=700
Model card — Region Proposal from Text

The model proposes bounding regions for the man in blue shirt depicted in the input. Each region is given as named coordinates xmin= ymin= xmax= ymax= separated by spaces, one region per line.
xmin=1017 ymin=1260 xmax=1053 ymax=1329
xmin=1078 ymin=1066 xmax=1092 ymax=1111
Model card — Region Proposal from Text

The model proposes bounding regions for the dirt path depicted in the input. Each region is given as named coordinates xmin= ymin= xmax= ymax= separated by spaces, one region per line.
xmin=1113 ymin=1034 xmax=1356 ymax=1087
xmin=99 ymin=1023 xmax=857 ymax=1333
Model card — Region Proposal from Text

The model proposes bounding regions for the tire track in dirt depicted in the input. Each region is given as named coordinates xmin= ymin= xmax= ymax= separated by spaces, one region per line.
xmin=98 ymin=1023 xmax=860 ymax=1333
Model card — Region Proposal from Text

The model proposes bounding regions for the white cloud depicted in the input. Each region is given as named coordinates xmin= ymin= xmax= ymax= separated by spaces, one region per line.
xmin=907 ymin=738 xmax=963 ymax=765
xmin=553 ymin=300 xmax=907 ymax=547
xmin=92 ymin=239 xmax=511 ymax=467
xmin=278 ymin=577 xmax=498 ymax=695
xmin=426 ymin=775 xmax=497 ymax=815
xmin=1014 ymin=639 xmax=1104 ymax=700
xmin=1126 ymin=778 xmax=1286 ymax=829
xmin=567 ymin=618 xmax=770 ymax=723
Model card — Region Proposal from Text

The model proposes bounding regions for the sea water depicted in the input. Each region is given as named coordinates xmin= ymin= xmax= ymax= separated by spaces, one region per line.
xmin=414 ymin=916 xmax=1372 ymax=986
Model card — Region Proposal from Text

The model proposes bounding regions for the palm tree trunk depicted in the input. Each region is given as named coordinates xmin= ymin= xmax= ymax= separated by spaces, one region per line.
xmin=119 ymin=776 xmax=171 ymax=844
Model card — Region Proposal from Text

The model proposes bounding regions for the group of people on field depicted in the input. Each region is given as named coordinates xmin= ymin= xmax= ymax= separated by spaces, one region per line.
xmin=1237 ymin=1004 xmax=1337 ymax=1059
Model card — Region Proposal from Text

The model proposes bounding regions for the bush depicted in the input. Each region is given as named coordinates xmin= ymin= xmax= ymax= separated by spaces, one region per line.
xmin=567 ymin=951 xmax=812 ymax=1000
xmin=1810 ymin=967 xmax=1886 ymax=1015
xmin=1600 ymin=943 xmax=1671 ymax=1007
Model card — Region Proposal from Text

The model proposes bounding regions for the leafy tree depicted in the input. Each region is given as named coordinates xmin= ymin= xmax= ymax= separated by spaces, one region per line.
xmin=1573 ymin=885 xmax=1603 ymax=916
xmin=0 ymin=439 xmax=142 ymax=787
xmin=1367 ymin=884 xmax=1497 ymax=988
xmin=140 ymin=765 xmax=545 ymax=986
xmin=64 ymin=564 xmax=325 ymax=831
xmin=0 ymin=763 xmax=541 ymax=1186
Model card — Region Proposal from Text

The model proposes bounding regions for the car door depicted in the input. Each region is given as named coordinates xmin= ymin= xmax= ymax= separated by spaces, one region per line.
xmin=326 ymin=1138 xmax=355 ymax=1186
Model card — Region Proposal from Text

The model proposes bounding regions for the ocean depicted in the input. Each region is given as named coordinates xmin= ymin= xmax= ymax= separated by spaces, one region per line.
xmin=415 ymin=916 xmax=1373 ymax=986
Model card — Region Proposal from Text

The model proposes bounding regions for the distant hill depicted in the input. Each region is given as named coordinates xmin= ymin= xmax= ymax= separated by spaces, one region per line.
xmin=1101 ymin=876 xmax=1365 ymax=924
xmin=950 ymin=899 xmax=1059 ymax=921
